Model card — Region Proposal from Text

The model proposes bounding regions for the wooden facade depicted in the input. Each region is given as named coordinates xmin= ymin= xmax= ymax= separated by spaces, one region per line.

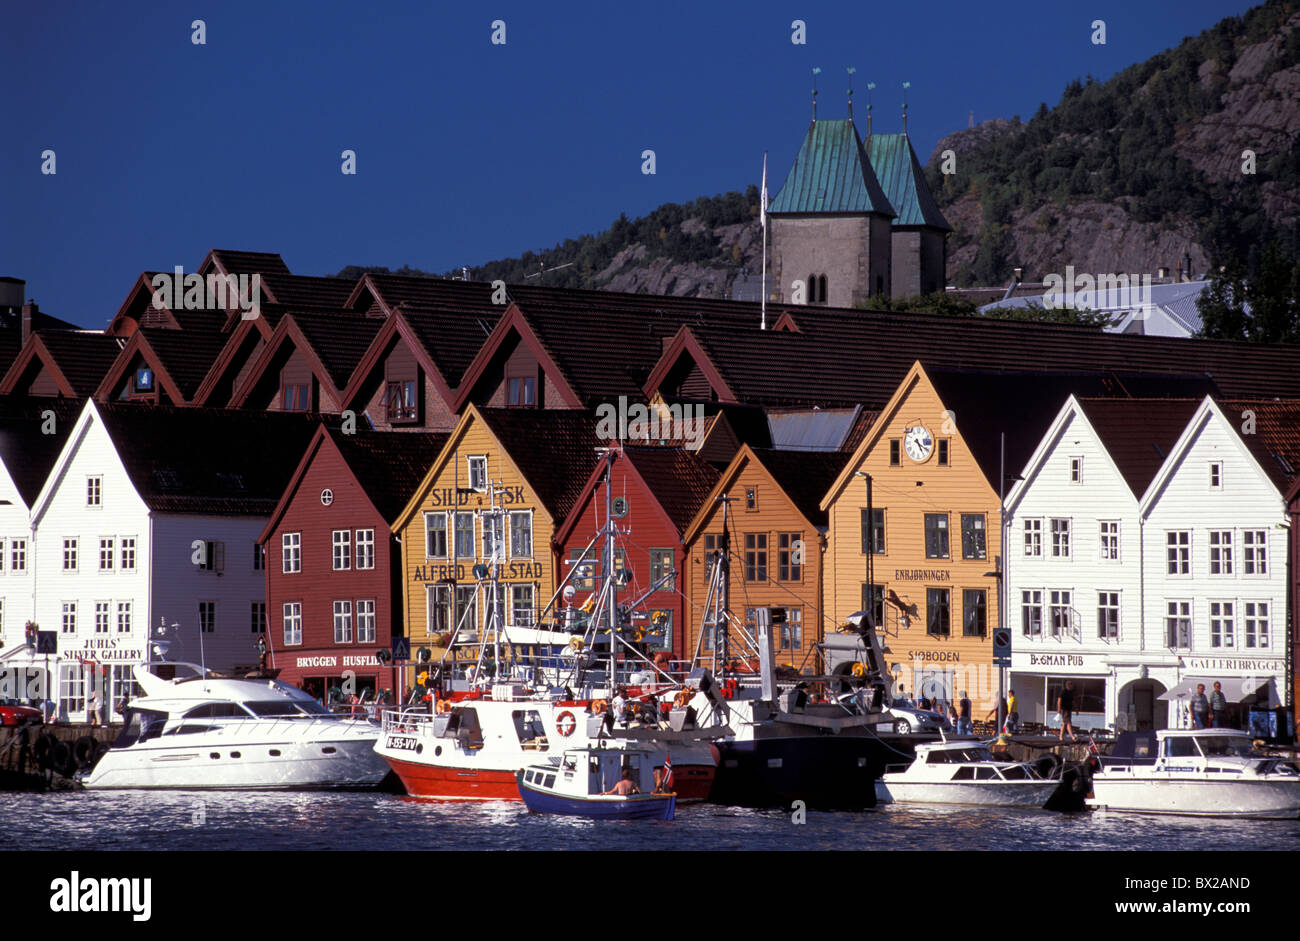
xmin=682 ymin=445 xmax=839 ymax=671
xmin=822 ymin=362 xmax=1000 ymax=713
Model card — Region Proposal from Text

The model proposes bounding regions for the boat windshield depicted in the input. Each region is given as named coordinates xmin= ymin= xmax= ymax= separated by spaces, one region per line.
xmin=1195 ymin=736 xmax=1262 ymax=759
xmin=243 ymin=700 xmax=335 ymax=717
xmin=925 ymin=747 xmax=995 ymax=764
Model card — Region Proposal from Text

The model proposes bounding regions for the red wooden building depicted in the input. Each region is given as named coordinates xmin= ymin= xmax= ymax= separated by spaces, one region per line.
xmin=554 ymin=446 xmax=719 ymax=662
xmin=259 ymin=425 xmax=446 ymax=698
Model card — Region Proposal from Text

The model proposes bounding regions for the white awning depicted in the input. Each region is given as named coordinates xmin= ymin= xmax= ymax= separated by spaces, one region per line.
xmin=1159 ymin=675 xmax=1280 ymax=707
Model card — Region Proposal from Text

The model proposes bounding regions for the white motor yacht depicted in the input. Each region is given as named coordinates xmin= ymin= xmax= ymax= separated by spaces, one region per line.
xmin=81 ymin=664 xmax=389 ymax=789
xmin=875 ymin=739 xmax=1062 ymax=808
xmin=1088 ymin=728 xmax=1300 ymax=819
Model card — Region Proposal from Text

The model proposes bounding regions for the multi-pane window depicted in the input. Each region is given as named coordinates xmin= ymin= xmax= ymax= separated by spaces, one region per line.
xmin=198 ymin=601 xmax=216 ymax=633
xmin=1243 ymin=530 xmax=1267 ymax=574
xmin=924 ymin=514 xmax=949 ymax=559
xmin=1023 ymin=519 xmax=1042 ymax=557
xmin=1208 ymin=531 xmax=1233 ymax=575
xmin=282 ymin=532 xmax=301 ymax=573
xmin=506 ymin=376 xmax=536 ymax=407
xmin=283 ymin=602 xmax=302 ymax=645
xmin=509 ymin=511 xmax=533 ymax=559
xmin=427 ymin=585 xmax=452 ymax=633
xmin=1022 ymin=590 xmax=1043 ymax=637
xmin=60 ymin=664 xmax=86 ymax=717
xmin=744 ymin=534 xmax=767 ymax=582
xmin=960 ymin=514 xmax=986 ymax=560
xmin=703 ymin=534 xmax=722 ymax=570
xmin=95 ymin=601 xmax=110 ymax=634
xmin=99 ymin=538 xmax=115 ymax=571
xmin=196 ymin=540 xmax=223 ymax=572
xmin=510 ymin=585 xmax=534 ymax=627
xmin=333 ymin=600 xmax=353 ymax=643
xmin=332 ymin=530 xmax=352 ymax=570
xmin=861 ymin=508 xmax=885 ymax=554
xmin=281 ymin=383 xmax=310 ymax=411
xmin=926 ymin=588 xmax=950 ymax=636
xmin=649 ymin=549 xmax=675 ymax=590
xmin=119 ymin=537 xmax=135 ymax=571
xmin=1099 ymin=521 xmax=1120 ymax=561
xmin=780 ymin=608 xmax=802 ymax=650
xmin=1209 ymin=601 xmax=1235 ymax=648
xmin=454 ymin=586 xmax=478 ymax=633
xmin=467 ymin=456 xmax=488 ymax=492
xmin=61 ymin=601 xmax=77 ymax=634
xmin=454 ymin=513 xmax=475 ymax=560
xmin=425 ymin=512 xmax=449 ymax=559
xmin=253 ymin=542 xmax=265 ymax=571
xmin=962 ymin=589 xmax=987 ymax=637
xmin=1069 ymin=457 xmax=1082 ymax=484
xmin=1050 ymin=518 xmax=1071 ymax=558
xmin=1165 ymin=601 xmax=1191 ymax=649
xmin=11 ymin=538 xmax=26 ymax=572
xmin=1049 ymin=590 xmax=1072 ymax=638
xmin=1097 ymin=591 xmax=1119 ymax=639
xmin=87 ymin=476 xmax=102 ymax=506
xmin=744 ymin=488 xmax=757 ymax=511
xmin=117 ymin=601 xmax=131 ymax=634
xmin=1166 ymin=531 xmax=1190 ymax=574
xmin=63 ymin=538 xmax=78 ymax=571
xmin=482 ymin=515 xmax=504 ymax=561
xmin=777 ymin=533 xmax=802 ymax=581
xmin=1244 ymin=602 xmax=1269 ymax=649
xmin=251 ymin=601 xmax=267 ymax=635
xmin=1209 ymin=462 xmax=1222 ymax=489
xmin=355 ymin=529 xmax=375 ymax=570
xmin=357 ymin=600 xmax=376 ymax=643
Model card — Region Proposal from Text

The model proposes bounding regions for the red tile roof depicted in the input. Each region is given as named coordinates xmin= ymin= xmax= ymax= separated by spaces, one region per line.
xmin=1075 ymin=397 xmax=1204 ymax=497
xmin=475 ymin=408 xmax=604 ymax=521
xmin=1219 ymin=398 xmax=1300 ymax=494
xmin=326 ymin=427 xmax=449 ymax=523
xmin=621 ymin=446 xmax=721 ymax=534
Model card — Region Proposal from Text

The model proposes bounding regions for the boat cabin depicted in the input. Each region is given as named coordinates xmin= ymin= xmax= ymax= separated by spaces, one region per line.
xmin=521 ymin=747 xmax=658 ymax=797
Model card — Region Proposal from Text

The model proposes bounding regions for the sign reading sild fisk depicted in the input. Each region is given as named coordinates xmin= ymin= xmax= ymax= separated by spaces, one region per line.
xmin=428 ymin=486 xmax=527 ymax=507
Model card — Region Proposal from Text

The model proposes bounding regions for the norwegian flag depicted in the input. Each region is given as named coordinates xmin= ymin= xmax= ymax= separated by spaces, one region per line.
xmin=662 ymin=753 xmax=673 ymax=791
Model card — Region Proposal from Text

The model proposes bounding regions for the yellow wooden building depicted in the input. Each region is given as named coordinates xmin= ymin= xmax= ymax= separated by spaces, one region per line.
xmin=392 ymin=405 xmax=601 ymax=680
xmin=820 ymin=362 xmax=1001 ymax=714
xmin=682 ymin=444 xmax=849 ymax=671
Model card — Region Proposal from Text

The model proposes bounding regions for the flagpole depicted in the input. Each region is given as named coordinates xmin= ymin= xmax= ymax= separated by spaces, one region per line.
xmin=760 ymin=151 xmax=768 ymax=331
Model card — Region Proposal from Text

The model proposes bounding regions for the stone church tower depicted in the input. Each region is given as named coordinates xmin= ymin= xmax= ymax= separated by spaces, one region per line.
xmin=767 ymin=117 xmax=950 ymax=304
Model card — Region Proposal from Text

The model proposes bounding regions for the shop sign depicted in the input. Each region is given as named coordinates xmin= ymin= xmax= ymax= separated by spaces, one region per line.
xmin=1184 ymin=657 xmax=1284 ymax=673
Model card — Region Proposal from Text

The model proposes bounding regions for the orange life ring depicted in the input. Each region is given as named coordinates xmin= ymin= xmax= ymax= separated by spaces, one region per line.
xmin=556 ymin=710 xmax=577 ymax=736
xmin=436 ymin=699 xmax=451 ymax=713
xmin=590 ymin=699 xmax=608 ymax=715
xmin=674 ymin=690 xmax=692 ymax=708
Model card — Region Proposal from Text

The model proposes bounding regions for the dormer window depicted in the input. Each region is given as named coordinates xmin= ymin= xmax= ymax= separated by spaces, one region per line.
xmin=385 ymin=379 xmax=418 ymax=423
xmin=281 ymin=382 xmax=310 ymax=412
xmin=133 ymin=367 xmax=154 ymax=393
xmin=507 ymin=376 xmax=536 ymax=407
xmin=468 ymin=456 xmax=488 ymax=492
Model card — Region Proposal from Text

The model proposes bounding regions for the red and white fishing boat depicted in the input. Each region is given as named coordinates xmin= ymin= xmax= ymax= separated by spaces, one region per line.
xmin=375 ymin=454 xmax=726 ymax=802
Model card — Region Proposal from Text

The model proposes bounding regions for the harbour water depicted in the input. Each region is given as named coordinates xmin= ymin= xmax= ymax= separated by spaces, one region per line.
xmin=2 ymin=791 xmax=1296 ymax=851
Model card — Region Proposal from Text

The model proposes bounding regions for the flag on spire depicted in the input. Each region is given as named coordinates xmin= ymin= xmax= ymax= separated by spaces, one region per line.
xmin=760 ymin=152 xmax=768 ymax=230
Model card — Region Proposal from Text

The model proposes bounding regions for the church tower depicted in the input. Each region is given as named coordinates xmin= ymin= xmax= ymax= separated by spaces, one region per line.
xmin=766 ymin=119 xmax=896 ymax=308
xmin=865 ymin=131 xmax=952 ymax=297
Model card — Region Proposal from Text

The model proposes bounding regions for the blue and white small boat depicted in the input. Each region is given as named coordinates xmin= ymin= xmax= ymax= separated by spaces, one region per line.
xmin=515 ymin=745 xmax=675 ymax=820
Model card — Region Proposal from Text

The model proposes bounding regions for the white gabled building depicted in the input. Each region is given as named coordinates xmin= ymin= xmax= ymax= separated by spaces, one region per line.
xmin=15 ymin=400 xmax=325 ymax=723
xmin=1005 ymin=394 xmax=1295 ymax=734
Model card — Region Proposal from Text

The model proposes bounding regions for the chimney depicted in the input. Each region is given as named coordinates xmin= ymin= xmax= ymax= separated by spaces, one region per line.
xmin=21 ymin=300 xmax=37 ymax=343
xmin=1182 ymin=253 xmax=1191 ymax=282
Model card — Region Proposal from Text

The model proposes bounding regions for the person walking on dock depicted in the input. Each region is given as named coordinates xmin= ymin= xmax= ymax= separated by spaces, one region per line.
xmin=958 ymin=692 xmax=973 ymax=735
xmin=1057 ymin=681 xmax=1077 ymax=741
xmin=1006 ymin=689 xmax=1019 ymax=734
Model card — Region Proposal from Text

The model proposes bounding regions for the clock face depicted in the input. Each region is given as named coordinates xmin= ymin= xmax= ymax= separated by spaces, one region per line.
xmin=904 ymin=425 xmax=934 ymax=462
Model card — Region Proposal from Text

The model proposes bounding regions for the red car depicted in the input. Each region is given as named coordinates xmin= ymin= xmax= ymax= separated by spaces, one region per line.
xmin=0 ymin=698 xmax=43 ymax=726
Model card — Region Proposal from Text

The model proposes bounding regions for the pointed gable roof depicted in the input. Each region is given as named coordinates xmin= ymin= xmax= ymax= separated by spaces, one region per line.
xmin=767 ymin=119 xmax=895 ymax=217
xmin=1218 ymin=398 xmax=1300 ymax=493
xmin=0 ymin=331 xmax=124 ymax=397
xmin=864 ymin=133 xmax=952 ymax=231
xmin=0 ymin=395 xmax=85 ymax=506
xmin=229 ymin=310 xmax=382 ymax=408
xmin=1074 ymin=397 xmax=1203 ymax=497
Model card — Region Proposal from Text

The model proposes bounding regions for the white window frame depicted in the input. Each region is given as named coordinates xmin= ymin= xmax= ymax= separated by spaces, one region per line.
xmin=482 ymin=514 xmax=504 ymax=562
xmin=333 ymin=600 xmax=353 ymax=643
xmin=1209 ymin=600 xmax=1235 ymax=649
xmin=1097 ymin=591 xmax=1120 ymax=640
xmin=453 ymin=512 xmax=475 ymax=561
xmin=1098 ymin=520 xmax=1120 ymax=561
xmin=61 ymin=601 xmax=77 ymax=634
xmin=1208 ymin=530 xmax=1233 ymax=576
xmin=1208 ymin=462 xmax=1222 ymax=490
xmin=1049 ymin=518 xmax=1071 ymax=559
xmin=87 ymin=476 xmax=102 ymax=507
xmin=424 ymin=512 xmax=449 ymax=560
xmin=357 ymin=599 xmax=376 ymax=643
xmin=94 ymin=601 xmax=111 ymax=634
xmin=1021 ymin=590 xmax=1042 ymax=637
xmin=1165 ymin=600 xmax=1191 ymax=650
xmin=467 ymin=455 xmax=488 ymax=492
xmin=283 ymin=602 xmax=303 ymax=646
xmin=1048 ymin=589 xmax=1073 ymax=638
xmin=1242 ymin=530 xmax=1268 ymax=575
xmin=1243 ymin=601 xmax=1270 ymax=649
xmin=332 ymin=529 xmax=352 ymax=571
xmin=282 ymin=532 xmax=301 ymax=574
xmin=1166 ymin=530 xmax=1191 ymax=576
xmin=509 ymin=509 xmax=533 ymax=560
xmin=11 ymin=538 xmax=26 ymax=573
xmin=119 ymin=536 xmax=136 ymax=572
xmin=510 ymin=584 xmax=535 ymax=627
xmin=355 ymin=529 xmax=376 ymax=570
xmin=1023 ymin=519 xmax=1042 ymax=557
xmin=63 ymin=538 xmax=78 ymax=572
xmin=116 ymin=601 xmax=132 ymax=634
xmin=1069 ymin=456 xmax=1083 ymax=484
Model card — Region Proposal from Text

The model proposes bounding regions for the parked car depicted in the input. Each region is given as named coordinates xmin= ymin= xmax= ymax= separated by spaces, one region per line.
xmin=0 ymin=698 xmax=43 ymax=727
xmin=882 ymin=698 xmax=951 ymax=735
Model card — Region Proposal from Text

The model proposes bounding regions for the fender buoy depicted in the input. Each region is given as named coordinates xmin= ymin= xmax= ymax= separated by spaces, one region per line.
xmin=74 ymin=736 xmax=96 ymax=766
xmin=674 ymin=690 xmax=692 ymax=708
xmin=590 ymin=700 xmax=608 ymax=715
xmin=51 ymin=740 xmax=72 ymax=775
xmin=851 ymin=662 xmax=867 ymax=679
xmin=568 ymin=637 xmax=585 ymax=652
xmin=436 ymin=699 xmax=452 ymax=713
xmin=556 ymin=711 xmax=577 ymax=737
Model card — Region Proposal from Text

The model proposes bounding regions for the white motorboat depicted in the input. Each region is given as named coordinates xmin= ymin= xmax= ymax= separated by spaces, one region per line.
xmin=80 ymin=664 xmax=389 ymax=789
xmin=516 ymin=744 xmax=676 ymax=820
xmin=1087 ymin=728 xmax=1300 ymax=819
xmin=874 ymin=739 xmax=1062 ymax=808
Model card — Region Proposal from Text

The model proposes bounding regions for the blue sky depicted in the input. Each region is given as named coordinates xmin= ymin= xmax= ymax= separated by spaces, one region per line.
xmin=1 ymin=0 xmax=1257 ymax=327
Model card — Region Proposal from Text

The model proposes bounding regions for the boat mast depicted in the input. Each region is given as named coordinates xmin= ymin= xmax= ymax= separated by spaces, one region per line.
xmin=602 ymin=449 xmax=618 ymax=688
